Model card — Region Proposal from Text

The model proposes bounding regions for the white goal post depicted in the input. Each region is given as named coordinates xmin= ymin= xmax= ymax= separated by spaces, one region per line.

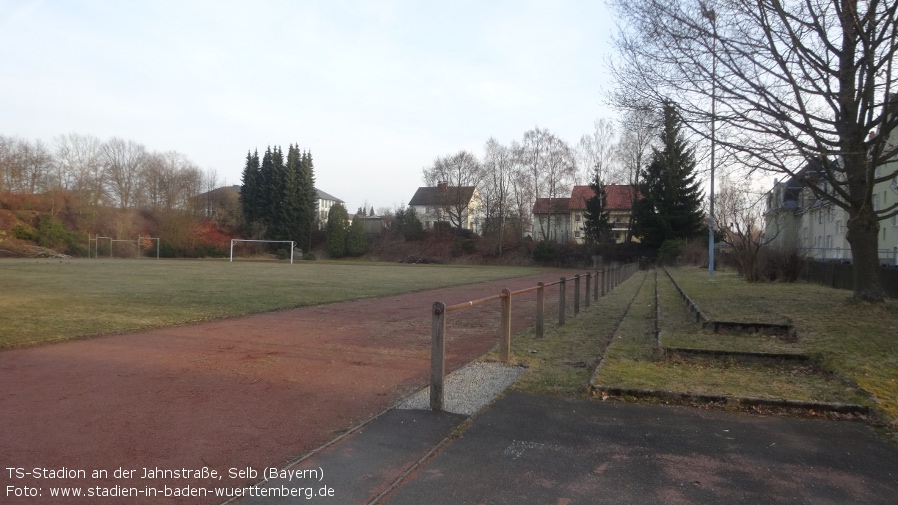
xmin=137 ymin=235 xmax=160 ymax=259
xmin=88 ymin=234 xmax=160 ymax=259
xmin=230 ymin=239 xmax=297 ymax=264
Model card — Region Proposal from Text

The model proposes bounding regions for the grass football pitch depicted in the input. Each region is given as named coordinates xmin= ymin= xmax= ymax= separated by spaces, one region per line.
xmin=0 ymin=258 xmax=543 ymax=348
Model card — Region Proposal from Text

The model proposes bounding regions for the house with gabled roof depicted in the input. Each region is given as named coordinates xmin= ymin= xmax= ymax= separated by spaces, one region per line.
xmin=533 ymin=184 xmax=637 ymax=244
xmin=532 ymin=197 xmax=573 ymax=243
xmin=408 ymin=181 xmax=481 ymax=234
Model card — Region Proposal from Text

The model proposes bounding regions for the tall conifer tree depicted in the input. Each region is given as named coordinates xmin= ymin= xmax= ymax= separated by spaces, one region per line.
xmin=326 ymin=202 xmax=349 ymax=258
xmin=299 ymin=151 xmax=317 ymax=249
xmin=346 ymin=210 xmax=368 ymax=256
xmin=633 ymin=102 xmax=705 ymax=249
xmin=240 ymin=149 xmax=260 ymax=227
xmin=583 ymin=170 xmax=613 ymax=244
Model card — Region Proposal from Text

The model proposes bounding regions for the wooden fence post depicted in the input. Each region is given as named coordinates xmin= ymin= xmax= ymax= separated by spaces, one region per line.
xmin=574 ymin=274 xmax=581 ymax=315
xmin=585 ymin=273 xmax=591 ymax=308
xmin=536 ymin=282 xmax=545 ymax=338
xmin=430 ymin=302 xmax=446 ymax=411
xmin=594 ymin=270 xmax=599 ymax=299
xmin=500 ymin=289 xmax=511 ymax=363
xmin=558 ymin=277 xmax=567 ymax=325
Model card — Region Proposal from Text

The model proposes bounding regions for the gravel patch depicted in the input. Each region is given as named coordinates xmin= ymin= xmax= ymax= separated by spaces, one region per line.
xmin=397 ymin=362 xmax=525 ymax=415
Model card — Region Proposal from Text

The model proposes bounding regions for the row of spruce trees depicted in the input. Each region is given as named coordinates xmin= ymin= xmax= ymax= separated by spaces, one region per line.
xmin=240 ymin=145 xmax=318 ymax=250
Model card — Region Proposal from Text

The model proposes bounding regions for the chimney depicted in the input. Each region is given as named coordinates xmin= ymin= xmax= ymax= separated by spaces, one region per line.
xmin=438 ymin=181 xmax=448 ymax=191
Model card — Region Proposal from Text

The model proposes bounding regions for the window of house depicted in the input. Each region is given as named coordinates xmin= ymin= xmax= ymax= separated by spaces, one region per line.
xmin=836 ymin=220 xmax=843 ymax=234
xmin=873 ymin=194 xmax=880 ymax=211
xmin=574 ymin=215 xmax=581 ymax=222
xmin=574 ymin=231 xmax=581 ymax=238
xmin=817 ymin=210 xmax=822 ymax=224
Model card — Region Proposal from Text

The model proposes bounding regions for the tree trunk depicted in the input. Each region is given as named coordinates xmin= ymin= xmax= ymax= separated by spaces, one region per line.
xmin=845 ymin=206 xmax=885 ymax=302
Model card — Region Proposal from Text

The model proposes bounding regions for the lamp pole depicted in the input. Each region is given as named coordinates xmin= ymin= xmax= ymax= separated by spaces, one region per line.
xmin=703 ymin=3 xmax=717 ymax=277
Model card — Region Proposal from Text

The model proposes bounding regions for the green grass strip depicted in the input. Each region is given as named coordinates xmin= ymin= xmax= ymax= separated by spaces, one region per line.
xmin=495 ymin=271 xmax=649 ymax=396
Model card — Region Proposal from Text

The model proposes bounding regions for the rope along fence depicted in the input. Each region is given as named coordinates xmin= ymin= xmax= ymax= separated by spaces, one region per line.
xmin=429 ymin=262 xmax=640 ymax=411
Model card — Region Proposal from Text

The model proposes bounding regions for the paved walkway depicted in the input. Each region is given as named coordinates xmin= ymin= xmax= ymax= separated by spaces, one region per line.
xmin=245 ymin=391 xmax=898 ymax=504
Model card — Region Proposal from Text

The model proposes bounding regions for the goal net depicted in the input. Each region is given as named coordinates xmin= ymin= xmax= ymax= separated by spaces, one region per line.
xmin=229 ymin=239 xmax=297 ymax=264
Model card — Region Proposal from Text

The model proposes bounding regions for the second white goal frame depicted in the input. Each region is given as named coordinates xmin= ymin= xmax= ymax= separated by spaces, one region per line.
xmin=229 ymin=239 xmax=297 ymax=264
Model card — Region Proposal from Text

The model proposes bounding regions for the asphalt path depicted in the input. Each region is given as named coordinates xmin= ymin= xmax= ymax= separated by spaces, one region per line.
xmin=385 ymin=391 xmax=898 ymax=505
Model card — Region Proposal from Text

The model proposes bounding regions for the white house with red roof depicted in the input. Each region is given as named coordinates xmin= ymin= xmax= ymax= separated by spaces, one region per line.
xmin=533 ymin=184 xmax=637 ymax=244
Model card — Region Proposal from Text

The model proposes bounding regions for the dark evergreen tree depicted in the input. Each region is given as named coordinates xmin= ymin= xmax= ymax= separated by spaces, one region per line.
xmin=240 ymin=144 xmax=317 ymax=248
xmin=239 ymin=150 xmax=261 ymax=227
xmin=256 ymin=146 xmax=275 ymax=232
xmin=298 ymin=151 xmax=317 ymax=250
xmin=326 ymin=202 xmax=349 ymax=258
xmin=403 ymin=207 xmax=425 ymax=241
xmin=346 ymin=211 xmax=368 ymax=256
xmin=268 ymin=146 xmax=294 ymax=241
xmin=284 ymin=145 xmax=306 ymax=244
xmin=583 ymin=170 xmax=613 ymax=244
xmin=633 ymin=102 xmax=705 ymax=249
xmin=392 ymin=206 xmax=408 ymax=237
xmin=391 ymin=206 xmax=424 ymax=241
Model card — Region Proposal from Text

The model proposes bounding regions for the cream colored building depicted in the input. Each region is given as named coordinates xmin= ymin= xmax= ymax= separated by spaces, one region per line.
xmin=764 ymin=157 xmax=898 ymax=265
xmin=532 ymin=185 xmax=637 ymax=244
xmin=408 ymin=182 xmax=482 ymax=234
xmin=316 ymin=189 xmax=344 ymax=229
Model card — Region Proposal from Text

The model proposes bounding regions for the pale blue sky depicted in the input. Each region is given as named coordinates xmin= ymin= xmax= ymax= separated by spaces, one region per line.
xmin=1 ymin=0 xmax=618 ymax=212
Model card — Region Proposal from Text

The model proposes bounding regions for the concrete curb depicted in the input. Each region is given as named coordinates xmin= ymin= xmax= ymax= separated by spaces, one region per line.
xmin=589 ymin=384 xmax=873 ymax=416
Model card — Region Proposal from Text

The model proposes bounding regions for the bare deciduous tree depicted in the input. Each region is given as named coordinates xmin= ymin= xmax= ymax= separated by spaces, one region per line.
xmin=481 ymin=138 xmax=517 ymax=252
xmin=422 ymin=150 xmax=484 ymax=231
xmin=716 ymin=175 xmax=777 ymax=281
xmin=519 ymin=127 xmax=578 ymax=241
xmin=101 ymin=137 xmax=147 ymax=209
xmin=609 ymin=0 xmax=898 ymax=301
xmin=615 ymin=106 xmax=659 ymax=241
xmin=577 ymin=118 xmax=619 ymax=185
xmin=8 ymin=138 xmax=53 ymax=194
xmin=54 ymin=133 xmax=106 ymax=205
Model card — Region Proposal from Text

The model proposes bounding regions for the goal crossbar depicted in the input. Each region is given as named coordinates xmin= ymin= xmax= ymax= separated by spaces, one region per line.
xmin=230 ymin=239 xmax=296 ymax=264
xmin=137 ymin=235 xmax=160 ymax=259
xmin=88 ymin=234 xmax=160 ymax=259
